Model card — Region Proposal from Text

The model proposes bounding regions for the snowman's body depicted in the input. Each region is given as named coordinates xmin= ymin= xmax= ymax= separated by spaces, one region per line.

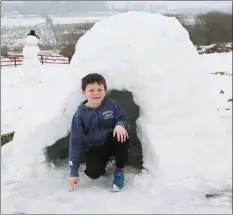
xmin=22 ymin=35 xmax=41 ymax=67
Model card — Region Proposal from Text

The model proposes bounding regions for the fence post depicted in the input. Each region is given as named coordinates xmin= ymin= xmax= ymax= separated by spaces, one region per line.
xmin=40 ymin=55 xmax=43 ymax=65
xmin=68 ymin=53 xmax=71 ymax=64
xmin=14 ymin=56 xmax=17 ymax=67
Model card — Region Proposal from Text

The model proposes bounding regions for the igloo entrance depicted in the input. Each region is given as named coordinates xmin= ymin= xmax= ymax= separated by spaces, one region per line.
xmin=45 ymin=90 xmax=143 ymax=170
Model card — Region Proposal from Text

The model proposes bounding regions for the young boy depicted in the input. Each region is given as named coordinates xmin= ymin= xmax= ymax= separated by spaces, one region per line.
xmin=69 ymin=73 xmax=130 ymax=192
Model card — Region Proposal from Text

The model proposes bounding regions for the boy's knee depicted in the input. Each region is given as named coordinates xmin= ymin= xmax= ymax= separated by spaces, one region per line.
xmin=84 ymin=169 xmax=104 ymax=180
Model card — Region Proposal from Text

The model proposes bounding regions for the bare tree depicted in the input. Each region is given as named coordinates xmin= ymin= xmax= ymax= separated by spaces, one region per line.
xmin=60 ymin=22 xmax=95 ymax=57
xmin=43 ymin=14 xmax=58 ymax=47
xmin=1 ymin=46 xmax=9 ymax=57
xmin=195 ymin=11 xmax=232 ymax=45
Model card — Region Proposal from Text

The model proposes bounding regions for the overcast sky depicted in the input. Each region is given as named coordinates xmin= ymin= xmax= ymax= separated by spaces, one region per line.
xmin=108 ymin=1 xmax=232 ymax=10
xmin=2 ymin=1 xmax=232 ymax=14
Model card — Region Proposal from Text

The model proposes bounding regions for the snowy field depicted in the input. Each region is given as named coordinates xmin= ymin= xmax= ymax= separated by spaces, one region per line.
xmin=1 ymin=12 xmax=196 ymax=26
xmin=1 ymin=13 xmax=114 ymax=26
xmin=1 ymin=12 xmax=232 ymax=214
xmin=1 ymin=16 xmax=46 ymax=26
xmin=50 ymin=13 xmax=113 ymax=24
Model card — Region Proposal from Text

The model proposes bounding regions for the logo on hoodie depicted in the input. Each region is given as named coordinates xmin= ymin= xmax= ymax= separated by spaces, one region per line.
xmin=102 ymin=110 xmax=114 ymax=120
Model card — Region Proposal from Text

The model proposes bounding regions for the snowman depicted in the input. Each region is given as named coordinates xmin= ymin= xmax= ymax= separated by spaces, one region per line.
xmin=22 ymin=30 xmax=41 ymax=67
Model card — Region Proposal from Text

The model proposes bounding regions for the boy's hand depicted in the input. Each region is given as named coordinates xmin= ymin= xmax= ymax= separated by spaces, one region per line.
xmin=69 ymin=177 xmax=79 ymax=192
xmin=113 ymin=125 xmax=129 ymax=143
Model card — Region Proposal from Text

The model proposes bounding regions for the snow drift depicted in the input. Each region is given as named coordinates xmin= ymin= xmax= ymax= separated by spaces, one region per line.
xmin=201 ymin=52 xmax=232 ymax=112
xmin=2 ymin=12 xmax=231 ymax=187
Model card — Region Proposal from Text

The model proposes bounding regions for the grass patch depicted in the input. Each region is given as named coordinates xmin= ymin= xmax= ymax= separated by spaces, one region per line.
xmin=227 ymin=98 xmax=232 ymax=102
xmin=211 ymin=72 xmax=232 ymax=76
xmin=219 ymin=89 xmax=225 ymax=94
xmin=1 ymin=131 xmax=15 ymax=146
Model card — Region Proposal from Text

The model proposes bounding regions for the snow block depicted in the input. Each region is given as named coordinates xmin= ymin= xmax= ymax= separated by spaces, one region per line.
xmin=45 ymin=90 xmax=143 ymax=169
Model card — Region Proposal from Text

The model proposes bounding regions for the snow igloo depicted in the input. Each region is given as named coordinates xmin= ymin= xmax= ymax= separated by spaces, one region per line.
xmin=2 ymin=12 xmax=231 ymax=183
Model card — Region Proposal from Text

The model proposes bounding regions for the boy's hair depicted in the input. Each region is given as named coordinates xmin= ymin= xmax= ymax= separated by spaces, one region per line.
xmin=82 ymin=73 xmax=107 ymax=91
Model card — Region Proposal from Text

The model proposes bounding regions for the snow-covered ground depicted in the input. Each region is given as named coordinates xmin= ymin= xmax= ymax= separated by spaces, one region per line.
xmin=1 ymin=12 xmax=232 ymax=214
xmin=201 ymin=53 xmax=232 ymax=134
xmin=1 ymin=13 xmax=114 ymax=26
xmin=201 ymin=52 xmax=232 ymax=75
xmin=1 ymin=64 xmax=72 ymax=134
xmin=1 ymin=12 xmax=197 ymax=26
xmin=50 ymin=13 xmax=112 ymax=24
xmin=1 ymin=16 xmax=46 ymax=26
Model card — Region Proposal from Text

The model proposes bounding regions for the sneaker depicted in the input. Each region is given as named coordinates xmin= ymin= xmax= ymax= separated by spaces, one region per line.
xmin=112 ymin=170 xmax=125 ymax=192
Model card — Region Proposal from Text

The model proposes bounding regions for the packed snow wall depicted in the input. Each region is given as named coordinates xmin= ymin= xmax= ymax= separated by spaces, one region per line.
xmin=2 ymin=12 xmax=231 ymax=184
xmin=69 ymin=12 xmax=231 ymax=181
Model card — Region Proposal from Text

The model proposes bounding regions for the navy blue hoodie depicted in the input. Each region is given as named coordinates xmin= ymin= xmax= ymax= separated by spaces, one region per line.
xmin=69 ymin=97 xmax=130 ymax=177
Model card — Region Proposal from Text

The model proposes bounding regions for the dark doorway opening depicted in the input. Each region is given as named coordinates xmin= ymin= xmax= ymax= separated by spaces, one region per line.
xmin=45 ymin=90 xmax=143 ymax=170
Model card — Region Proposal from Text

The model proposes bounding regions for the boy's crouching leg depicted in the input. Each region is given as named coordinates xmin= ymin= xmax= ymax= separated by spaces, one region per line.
xmin=112 ymin=136 xmax=129 ymax=169
xmin=84 ymin=146 xmax=107 ymax=180
xmin=112 ymin=137 xmax=129 ymax=191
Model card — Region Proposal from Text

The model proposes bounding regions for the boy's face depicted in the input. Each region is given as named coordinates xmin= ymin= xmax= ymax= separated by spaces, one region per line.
xmin=82 ymin=83 xmax=106 ymax=105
